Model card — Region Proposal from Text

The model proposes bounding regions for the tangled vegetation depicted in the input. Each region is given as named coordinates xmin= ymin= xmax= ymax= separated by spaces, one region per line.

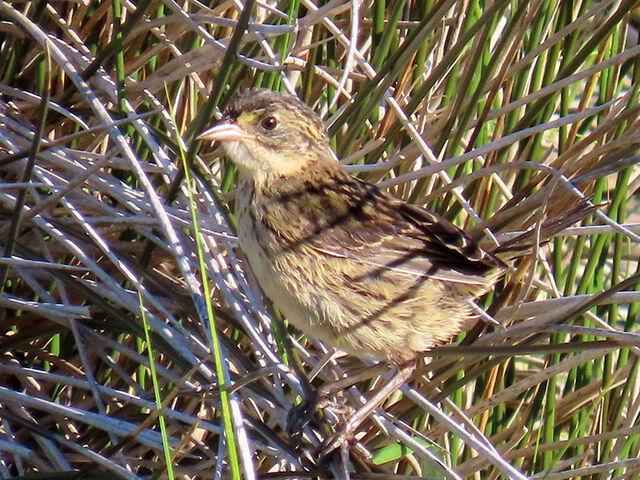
xmin=0 ymin=1 xmax=639 ymax=479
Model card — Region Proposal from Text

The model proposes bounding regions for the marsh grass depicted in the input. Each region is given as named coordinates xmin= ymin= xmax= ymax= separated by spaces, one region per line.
xmin=0 ymin=0 xmax=639 ymax=479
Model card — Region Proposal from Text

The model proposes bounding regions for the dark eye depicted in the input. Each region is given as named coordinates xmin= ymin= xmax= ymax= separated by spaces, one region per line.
xmin=261 ymin=116 xmax=278 ymax=130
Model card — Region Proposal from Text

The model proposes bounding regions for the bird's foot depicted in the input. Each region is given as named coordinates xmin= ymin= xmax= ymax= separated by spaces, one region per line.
xmin=318 ymin=361 xmax=417 ymax=459
xmin=286 ymin=389 xmax=354 ymax=437
xmin=318 ymin=421 xmax=355 ymax=460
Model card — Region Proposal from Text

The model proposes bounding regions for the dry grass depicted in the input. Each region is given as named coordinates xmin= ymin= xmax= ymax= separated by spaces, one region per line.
xmin=0 ymin=1 xmax=639 ymax=479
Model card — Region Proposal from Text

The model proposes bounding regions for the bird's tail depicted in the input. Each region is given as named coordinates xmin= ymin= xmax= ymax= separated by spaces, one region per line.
xmin=491 ymin=198 xmax=598 ymax=259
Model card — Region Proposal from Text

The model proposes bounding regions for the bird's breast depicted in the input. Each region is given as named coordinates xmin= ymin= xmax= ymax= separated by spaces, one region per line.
xmin=234 ymin=179 xmax=350 ymax=341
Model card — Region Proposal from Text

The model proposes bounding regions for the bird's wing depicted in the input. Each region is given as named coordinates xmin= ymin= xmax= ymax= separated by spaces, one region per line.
xmin=307 ymin=182 xmax=502 ymax=287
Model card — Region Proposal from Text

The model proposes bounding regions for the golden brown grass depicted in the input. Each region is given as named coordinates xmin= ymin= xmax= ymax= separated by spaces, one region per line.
xmin=0 ymin=1 xmax=639 ymax=479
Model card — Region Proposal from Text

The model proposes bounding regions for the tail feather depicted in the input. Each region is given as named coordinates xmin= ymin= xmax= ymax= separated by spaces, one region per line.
xmin=492 ymin=199 xmax=597 ymax=258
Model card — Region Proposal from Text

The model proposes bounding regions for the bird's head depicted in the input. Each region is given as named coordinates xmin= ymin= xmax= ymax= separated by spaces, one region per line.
xmin=198 ymin=89 xmax=334 ymax=181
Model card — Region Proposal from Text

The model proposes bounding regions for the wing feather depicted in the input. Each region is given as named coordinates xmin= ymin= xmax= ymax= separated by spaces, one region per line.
xmin=303 ymin=177 xmax=502 ymax=287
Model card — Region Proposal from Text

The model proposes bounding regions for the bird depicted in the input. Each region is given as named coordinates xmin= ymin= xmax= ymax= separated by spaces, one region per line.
xmin=197 ymin=88 xmax=507 ymax=453
xmin=197 ymin=89 xmax=506 ymax=362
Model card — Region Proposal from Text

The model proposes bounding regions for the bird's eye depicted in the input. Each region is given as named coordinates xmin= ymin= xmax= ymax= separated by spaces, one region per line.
xmin=261 ymin=116 xmax=278 ymax=131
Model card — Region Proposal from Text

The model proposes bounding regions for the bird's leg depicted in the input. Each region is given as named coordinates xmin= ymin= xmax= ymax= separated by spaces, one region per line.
xmin=286 ymin=363 xmax=389 ymax=436
xmin=319 ymin=360 xmax=416 ymax=459
xmin=318 ymin=363 xmax=389 ymax=397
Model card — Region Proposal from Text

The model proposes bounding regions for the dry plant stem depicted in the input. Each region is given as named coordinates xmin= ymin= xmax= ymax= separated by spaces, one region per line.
xmin=1 ymin=0 xmax=636 ymax=477
xmin=317 ymin=363 xmax=390 ymax=397
xmin=319 ymin=360 xmax=416 ymax=458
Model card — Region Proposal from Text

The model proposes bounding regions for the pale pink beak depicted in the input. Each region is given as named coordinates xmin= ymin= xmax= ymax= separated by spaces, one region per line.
xmin=197 ymin=121 xmax=252 ymax=143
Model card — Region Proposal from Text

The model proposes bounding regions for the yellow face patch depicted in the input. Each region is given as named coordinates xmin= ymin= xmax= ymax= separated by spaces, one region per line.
xmin=237 ymin=110 xmax=260 ymax=129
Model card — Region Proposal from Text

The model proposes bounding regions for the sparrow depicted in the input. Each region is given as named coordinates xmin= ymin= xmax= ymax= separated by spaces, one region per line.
xmin=198 ymin=88 xmax=504 ymax=367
